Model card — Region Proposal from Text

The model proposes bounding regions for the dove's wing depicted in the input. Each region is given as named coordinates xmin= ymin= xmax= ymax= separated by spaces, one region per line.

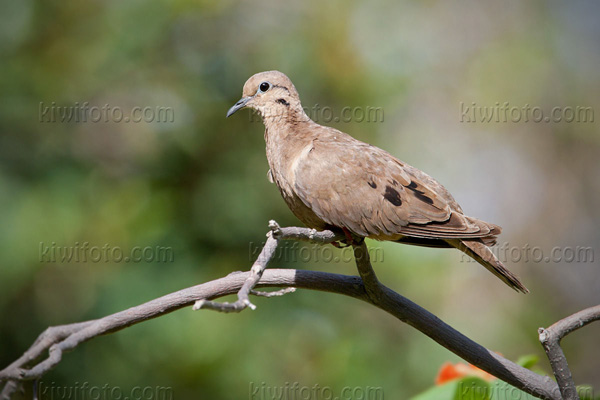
xmin=291 ymin=131 xmax=499 ymax=242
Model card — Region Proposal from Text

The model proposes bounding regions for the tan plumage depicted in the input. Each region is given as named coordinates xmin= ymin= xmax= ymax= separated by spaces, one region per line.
xmin=227 ymin=70 xmax=528 ymax=293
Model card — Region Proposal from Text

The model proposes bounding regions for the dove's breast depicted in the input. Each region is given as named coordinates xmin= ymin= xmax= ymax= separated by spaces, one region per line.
xmin=264 ymin=127 xmax=328 ymax=230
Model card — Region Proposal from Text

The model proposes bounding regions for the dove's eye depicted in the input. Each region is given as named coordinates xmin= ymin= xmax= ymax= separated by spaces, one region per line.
xmin=259 ymin=82 xmax=271 ymax=92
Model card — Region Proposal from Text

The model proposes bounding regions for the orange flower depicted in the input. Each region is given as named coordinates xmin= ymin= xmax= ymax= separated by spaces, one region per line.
xmin=435 ymin=362 xmax=497 ymax=385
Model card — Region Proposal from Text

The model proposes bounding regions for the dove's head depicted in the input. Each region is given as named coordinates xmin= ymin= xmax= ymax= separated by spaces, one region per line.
xmin=226 ymin=71 xmax=305 ymax=121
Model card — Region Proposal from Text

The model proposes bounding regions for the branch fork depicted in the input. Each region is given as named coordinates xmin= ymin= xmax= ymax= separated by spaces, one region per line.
xmin=192 ymin=220 xmax=342 ymax=312
xmin=538 ymin=305 xmax=600 ymax=400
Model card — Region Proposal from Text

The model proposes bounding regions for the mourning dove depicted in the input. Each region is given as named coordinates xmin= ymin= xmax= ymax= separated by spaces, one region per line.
xmin=227 ymin=71 xmax=528 ymax=293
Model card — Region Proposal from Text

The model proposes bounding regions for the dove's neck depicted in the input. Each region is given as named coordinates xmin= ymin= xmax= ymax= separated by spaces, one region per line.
xmin=261 ymin=101 xmax=311 ymax=128
xmin=263 ymin=108 xmax=319 ymax=188
xmin=262 ymin=103 xmax=318 ymax=149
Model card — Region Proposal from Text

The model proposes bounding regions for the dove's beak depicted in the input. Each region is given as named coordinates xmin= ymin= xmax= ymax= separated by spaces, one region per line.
xmin=226 ymin=96 xmax=252 ymax=118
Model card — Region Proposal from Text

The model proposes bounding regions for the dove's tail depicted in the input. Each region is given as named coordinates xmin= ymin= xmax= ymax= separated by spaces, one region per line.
xmin=450 ymin=239 xmax=529 ymax=293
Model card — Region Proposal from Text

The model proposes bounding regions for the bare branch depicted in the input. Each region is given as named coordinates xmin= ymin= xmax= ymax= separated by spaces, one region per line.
xmin=542 ymin=305 xmax=600 ymax=342
xmin=1 ymin=380 xmax=22 ymax=400
xmin=0 ymin=224 xmax=564 ymax=400
xmin=352 ymin=240 xmax=384 ymax=303
xmin=250 ymin=287 xmax=297 ymax=297
xmin=193 ymin=232 xmax=278 ymax=312
xmin=194 ymin=220 xmax=344 ymax=312
xmin=538 ymin=305 xmax=600 ymax=400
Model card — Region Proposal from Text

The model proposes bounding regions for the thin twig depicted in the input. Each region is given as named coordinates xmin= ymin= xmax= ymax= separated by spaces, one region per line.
xmin=193 ymin=231 xmax=277 ymax=312
xmin=0 ymin=381 xmax=21 ymax=400
xmin=538 ymin=305 xmax=600 ymax=400
xmin=193 ymin=220 xmax=344 ymax=312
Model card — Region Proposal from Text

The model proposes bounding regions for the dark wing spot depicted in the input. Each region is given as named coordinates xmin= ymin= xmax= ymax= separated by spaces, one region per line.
xmin=406 ymin=181 xmax=434 ymax=205
xmin=276 ymin=98 xmax=290 ymax=106
xmin=414 ymin=192 xmax=434 ymax=205
xmin=384 ymin=185 xmax=403 ymax=206
xmin=368 ymin=181 xmax=377 ymax=189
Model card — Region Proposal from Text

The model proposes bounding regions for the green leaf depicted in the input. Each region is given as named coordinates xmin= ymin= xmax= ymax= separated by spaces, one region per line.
xmin=515 ymin=355 xmax=539 ymax=370
xmin=411 ymin=380 xmax=461 ymax=400
xmin=576 ymin=385 xmax=598 ymax=400
xmin=453 ymin=377 xmax=491 ymax=400
xmin=489 ymin=380 xmax=537 ymax=400
xmin=410 ymin=377 xmax=491 ymax=400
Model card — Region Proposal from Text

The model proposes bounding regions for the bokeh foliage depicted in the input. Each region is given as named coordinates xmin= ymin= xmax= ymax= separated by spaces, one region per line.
xmin=1 ymin=0 xmax=599 ymax=398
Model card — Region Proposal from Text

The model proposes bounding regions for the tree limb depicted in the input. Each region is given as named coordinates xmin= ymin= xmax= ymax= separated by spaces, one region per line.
xmin=0 ymin=224 xmax=565 ymax=400
xmin=538 ymin=305 xmax=600 ymax=400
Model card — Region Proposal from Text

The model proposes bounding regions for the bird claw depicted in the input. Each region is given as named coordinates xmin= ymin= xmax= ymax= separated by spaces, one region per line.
xmin=340 ymin=227 xmax=364 ymax=246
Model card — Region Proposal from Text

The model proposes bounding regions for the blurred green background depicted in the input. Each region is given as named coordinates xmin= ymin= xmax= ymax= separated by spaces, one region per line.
xmin=1 ymin=0 xmax=599 ymax=398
